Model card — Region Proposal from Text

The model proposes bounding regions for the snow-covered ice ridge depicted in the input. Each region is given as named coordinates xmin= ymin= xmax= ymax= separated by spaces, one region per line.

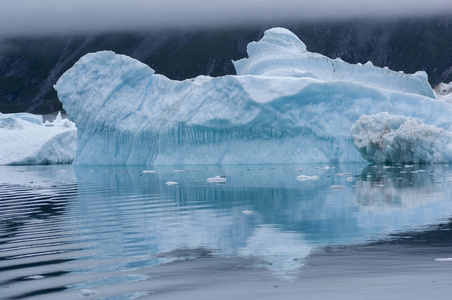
xmin=233 ymin=27 xmax=435 ymax=98
xmin=55 ymin=27 xmax=452 ymax=165
xmin=0 ymin=112 xmax=76 ymax=165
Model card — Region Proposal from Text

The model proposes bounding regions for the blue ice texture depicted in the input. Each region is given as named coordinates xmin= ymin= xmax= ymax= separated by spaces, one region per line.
xmin=54 ymin=28 xmax=452 ymax=165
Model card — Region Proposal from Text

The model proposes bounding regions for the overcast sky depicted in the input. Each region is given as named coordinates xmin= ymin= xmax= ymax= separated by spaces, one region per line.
xmin=1 ymin=0 xmax=451 ymax=37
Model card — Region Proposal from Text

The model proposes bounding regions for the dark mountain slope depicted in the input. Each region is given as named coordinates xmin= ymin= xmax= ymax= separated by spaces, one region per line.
xmin=0 ymin=18 xmax=451 ymax=114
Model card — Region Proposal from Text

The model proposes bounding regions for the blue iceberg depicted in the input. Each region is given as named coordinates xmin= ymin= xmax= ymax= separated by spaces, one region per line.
xmin=55 ymin=28 xmax=452 ymax=165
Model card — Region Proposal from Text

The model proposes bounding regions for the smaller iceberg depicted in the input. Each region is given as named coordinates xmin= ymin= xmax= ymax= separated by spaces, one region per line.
xmin=351 ymin=112 xmax=452 ymax=163
xmin=0 ymin=112 xmax=76 ymax=165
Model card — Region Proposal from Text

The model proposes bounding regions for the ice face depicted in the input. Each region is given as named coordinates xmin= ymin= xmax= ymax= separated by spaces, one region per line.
xmin=351 ymin=112 xmax=452 ymax=163
xmin=0 ymin=112 xmax=76 ymax=165
xmin=54 ymin=28 xmax=452 ymax=166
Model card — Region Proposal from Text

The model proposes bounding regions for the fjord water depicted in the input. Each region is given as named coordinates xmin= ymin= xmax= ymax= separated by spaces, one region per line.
xmin=1 ymin=164 xmax=452 ymax=299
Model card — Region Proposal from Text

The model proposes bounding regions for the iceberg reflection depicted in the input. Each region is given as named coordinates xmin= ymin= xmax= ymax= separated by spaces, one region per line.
xmin=70 ymin=164 xmax=452 ymax=279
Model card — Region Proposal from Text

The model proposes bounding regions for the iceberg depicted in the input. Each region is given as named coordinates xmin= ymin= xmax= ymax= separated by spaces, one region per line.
xmin=351 ymin=112 xmax=452 ymax=164
xmin=55 ymin=27 xmax=452 ymax=166
xmin=0 ymin=112 xmax=76 ymax=165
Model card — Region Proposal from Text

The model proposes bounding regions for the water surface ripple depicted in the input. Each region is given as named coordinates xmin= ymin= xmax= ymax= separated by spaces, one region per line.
xmin=1 ymin=164 xmax=452 ymax=299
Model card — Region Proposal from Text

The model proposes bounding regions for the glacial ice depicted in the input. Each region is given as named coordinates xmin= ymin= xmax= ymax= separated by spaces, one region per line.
xmin=54 ymin=27 xmax=452 ymax=166
xmin=233 ymin=28 xmax=435 ymax=98
xmin=0 ymin=112 xmax=76 ymax=165
xmin=351 ymin=112 xmax=452 ymax=164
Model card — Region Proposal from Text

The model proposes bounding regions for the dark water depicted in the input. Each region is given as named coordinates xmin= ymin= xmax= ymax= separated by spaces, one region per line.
xmin=1 ymin=163 xmax=451 ymax=299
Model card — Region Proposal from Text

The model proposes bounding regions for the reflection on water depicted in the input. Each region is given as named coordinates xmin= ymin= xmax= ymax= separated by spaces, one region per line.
xmin=1 ymin=163 xmax=452 ymax=298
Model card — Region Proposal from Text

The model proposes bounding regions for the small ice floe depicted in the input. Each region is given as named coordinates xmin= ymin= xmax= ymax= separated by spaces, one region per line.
xmin=166 ymin=181 xmax=178 ymax=185
xmin=346 ymin=177 xmax=354 ymax=182
xmin=404 ymin=165 xmax=414 ymax=168
xmin=383 ymin=166 xmax=392 ymax=169
xmin=207 ymin=175 xmax=227 ymax=183
xmin=410 ymin=170 xmax=426 ymax=174
xmin=296 ymin=175 xmax=320 ymax=181
xmin=79 ymin=289 xmax=97 ymax=297
xmin=336 ymin=172 xmax=352 ymax=176
xmin=174 ymin=170 xmax=186 ymax=172
xmin=26 ymin=275 xmax=44 ymax=280
xmin=142 ymin=170 xmax=156 ymax=173
xmin=329 ymin=185 xmax=345 ymax=191
xmin=318 ymin=166 xmax=334 ymax=170
xmin=435 ymin=258 xmax=452 ymax=262
xmin=242 ymin=210 xmax=253 ymax=215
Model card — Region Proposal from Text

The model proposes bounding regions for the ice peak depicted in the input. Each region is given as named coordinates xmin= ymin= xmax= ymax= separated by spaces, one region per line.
xmin=260 ymin=27 xmax=307 ymax=52
xmin=233 ymin=28 xmax=434 ymax=98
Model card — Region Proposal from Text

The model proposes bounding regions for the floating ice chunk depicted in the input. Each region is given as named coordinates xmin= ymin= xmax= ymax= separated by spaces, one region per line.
xmin=26 ymin=275 xmax=45 ymax=280
xmin=435 ymin=258 xmax=452 ymax=262
xmin=142 ymin=170 xmax=156 ymax=173
xmin=296 ymin=175 xmax=320 ymax=181
xmin=166 ymin=181 xmax=178 ymax=185
xmin=318 ymin=166 xmax=335 ymax=170
xmin=79 ymin=289 xmax=97 ymax=297
xmin=351 ymin=112 xmax=452 ymax=164
xmin=207 ymin=175 xmax=227 ymax=183
xmin=329 ymin=185 xmax=346 ymax=190
xmin=241 ymin=210 xmax=253 ymax=215
xmin=346 ymin=177 xmax=354 ymax=182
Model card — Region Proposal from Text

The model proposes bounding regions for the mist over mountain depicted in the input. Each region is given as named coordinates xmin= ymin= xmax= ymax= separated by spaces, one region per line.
xmin=1 ymin=18 xmax=451 ymax=114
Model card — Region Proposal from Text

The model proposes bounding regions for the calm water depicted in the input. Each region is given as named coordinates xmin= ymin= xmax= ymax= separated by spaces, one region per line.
xmin=1 ymin=163 xmax=452 ymax=299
